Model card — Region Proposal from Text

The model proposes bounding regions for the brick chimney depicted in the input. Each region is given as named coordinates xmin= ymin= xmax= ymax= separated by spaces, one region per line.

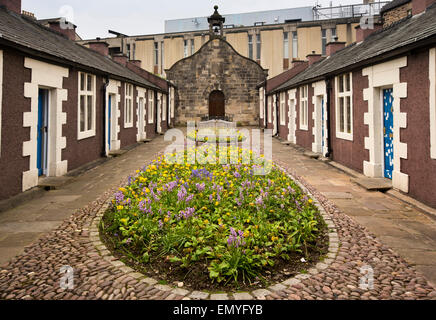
xmin=355 ymin=23 xmax=383 ymax=42
xmin=87 ymin=41 xmax=109 ymax=56
xmin=412 ymin=0 xmax=436 ymax=14
xmin=0 ymin=0 xmax=21 ymax=14
xmin=326 ymin=41 xmax=346 ymax=57
xmin=129 ymin=60 xmax=142 ymax=68
xmin=48 ymin=20 xmax=77 ymax=41
xmin=306 ymin=52 xmax=323 ymax=66
xmin=291 ymin=59 xmax=305 ymax=68
xmin=113 ymin=53 xmax=128 ymax=66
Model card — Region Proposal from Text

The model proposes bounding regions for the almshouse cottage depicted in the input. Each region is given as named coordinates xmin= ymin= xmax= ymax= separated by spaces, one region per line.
xmin=261 ymin=0 xmax=436 ymax=208
xmin=0 ymin=0 xmax=175 ymax=202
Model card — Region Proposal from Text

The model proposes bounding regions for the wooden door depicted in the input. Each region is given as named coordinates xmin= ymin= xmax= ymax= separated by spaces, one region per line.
xmin=209 ymin=90 xmax=225 ymax=118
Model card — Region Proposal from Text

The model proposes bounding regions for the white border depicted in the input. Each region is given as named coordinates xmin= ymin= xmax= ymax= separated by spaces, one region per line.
xmin=106 ymin=79 xmax=121 ymax=154
xmin=124 ymin=83 xmax=134 ymax=128
xmin=77 ymin=72 xmax=96 ymax=140
xmin=23 ymin=58 xmax=69 ymax=191
xmin=363 ymin=57 xmax=409 ymax=192
xmin=312 ymin=80 xmax=328 ymax=155
xmin=136 ymin=86 xmax=147 ymax=142
xmin=430 ymin=48 xmax=436 ymax=159
xmin=148 ymin=90 xmax=154 ymax=124
xmin=287 ymin=89 xmax=297 ymax=143
xmin=335 ymin=73 xmax=354 ymax=141
xmin=280 ymin=92 xmax=286 ymax=126
xmin=299 ymin=85 xmax=308 ymax=131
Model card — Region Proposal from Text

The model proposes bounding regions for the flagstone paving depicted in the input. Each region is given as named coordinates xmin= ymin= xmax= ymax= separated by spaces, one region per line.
xmin=0 ymin=131 xmax=435 ymax=300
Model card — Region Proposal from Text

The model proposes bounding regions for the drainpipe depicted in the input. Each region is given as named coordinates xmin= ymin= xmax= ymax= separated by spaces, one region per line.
xmin=102 ymin=76 xmax=110 ymax=157
xmin=325 ymin=78 xmax=333 ymax=158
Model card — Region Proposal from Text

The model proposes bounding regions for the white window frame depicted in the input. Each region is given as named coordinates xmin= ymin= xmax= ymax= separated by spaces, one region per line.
xmin=430 ymin=48 xmax=436 ymax=159
xmin=78 ymin=72 xmax=96 ymax=140
xmin=248 ymin=35 xmax=253 ymax=60
xmin=124 ymin=83 xmax=134 ymax=128
xmin=335 ymin=73 xmax=353 ymax=141
xmin=268 ymin=95 xmax=272 ymax=124
xmin=148 ymin=90 xmax=154 ymax=124
xmin=162 ymin=94 xmax=167 ymax=121
xmin=283 ymin=32 xmax=289 ymax=60
xmin=259 ymin=88 xmax=264 ymax=120
xmin=280 ymin=91 xmax=286 ymax=125
xmin=0 ymin=50 xmax=3 ymax=156
xmin=292 ymin=31 xmax=298 ymax=59
xmin=184 ymin=40 xmax=189 ymax=58
xmin=299 ymin=85 xmax=308 ymax=130
xmin=170 ymin=87 xmax=175 ymax=118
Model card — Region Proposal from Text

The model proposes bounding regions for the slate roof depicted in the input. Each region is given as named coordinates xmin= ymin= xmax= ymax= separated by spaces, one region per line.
xmin=380 ymin=0 xmax=411 ymax=15
xmin=272 ymin=4 xmax=436 ymax=94
xmin=0 ymin=8 xmax=162 ymax=91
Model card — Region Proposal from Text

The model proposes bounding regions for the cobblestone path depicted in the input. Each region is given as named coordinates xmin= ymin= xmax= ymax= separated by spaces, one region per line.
xmin=0 ymin=133 xmax=435 ymax=300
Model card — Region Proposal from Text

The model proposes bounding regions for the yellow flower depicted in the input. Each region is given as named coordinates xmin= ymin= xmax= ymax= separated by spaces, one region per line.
xmin=215 ymin=202 xmax=220 ymax=206
xmin=120 ymin=218 xmax=128 ymax=224
xmin=164 ymin=217 xmax=170 ymax=223
xmin=204 ymin=220 xmax=209 ymax=225
xmin=308 ymin=199 xmax=313 ymax=204
xmin=117 ymin=205 xmax=124 ymax=210
xmin=145 ymin=188 xmax=151 ymax=193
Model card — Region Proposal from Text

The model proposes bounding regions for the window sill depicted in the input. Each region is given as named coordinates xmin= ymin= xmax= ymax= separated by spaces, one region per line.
xmin=124 ymin=123 xmax=134 ymax=129
xmin=78 ymin=130 xmax=96 ymax=140
xmin=336 ymin=132 xmax=353 ymax=141
xmin=299 ymin=125 xmax=308 ymax=131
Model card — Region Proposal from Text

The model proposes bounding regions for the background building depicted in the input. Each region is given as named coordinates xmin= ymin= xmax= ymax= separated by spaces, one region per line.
xmin=77 ymin=1 xmax=390 ymax=79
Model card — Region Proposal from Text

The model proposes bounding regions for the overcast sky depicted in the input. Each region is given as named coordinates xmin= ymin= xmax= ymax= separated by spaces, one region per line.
xmin=22 ymin=0 xmax=363 ymax=39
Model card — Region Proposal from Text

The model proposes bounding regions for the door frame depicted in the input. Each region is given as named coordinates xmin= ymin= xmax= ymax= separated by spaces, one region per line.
xmin=379 ymin=86 xmax=394 ymax=180
xmin=37 ymin=88 xmax=50 ymax=176
xmin=208 ymin=90 xmax=225 ymax=119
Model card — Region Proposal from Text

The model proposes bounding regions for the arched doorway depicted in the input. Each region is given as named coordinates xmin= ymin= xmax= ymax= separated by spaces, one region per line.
xmin=209 ymin=90 xmax=225 ymax=119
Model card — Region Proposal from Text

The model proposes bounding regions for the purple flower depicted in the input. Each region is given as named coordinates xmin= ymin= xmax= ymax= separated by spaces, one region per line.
xmin=233 ymin=171 xmax=241 ymax=178
xmin=114 ymin=191 xmax=124 ymax=204
xmin=227 ymin=227 xmax=246 ymax=248
xmin=158 ymin=220 xmax=163 ymax=229
xmin=185 ymin=194 xmax=194 ymax=203
xmin=177 ymin=186 xmax=187 ymax=201
xmin=196 ymin=183 xmax=205 ymax=192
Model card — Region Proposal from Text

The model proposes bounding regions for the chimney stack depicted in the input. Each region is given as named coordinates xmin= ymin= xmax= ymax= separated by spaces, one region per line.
xmin=412 ymin=0 xmax=436 ymax=15
xmin=355 ymin=23 xmax=383 ymax=42
xmin=113 ymin=53 xmax=128 ymax=66
xmin=306 ymin=52 xmax=323 ymax=66
xmin=326 ymin=41 xmax=346 ymax=56
xmin=48 ymin=19 xmax=77 ymax=41
xmin=129 ymin=60 xmax=142 ymax=68
xmin=87 ymin=41 xmax=109 ymax=56
xmin=0 ymin=0 xmax=21 ymax=14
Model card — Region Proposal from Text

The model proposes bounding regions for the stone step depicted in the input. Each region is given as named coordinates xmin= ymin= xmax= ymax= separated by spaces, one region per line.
xmin=303 ymin=151 xmax=321 ymax=159
xmin=108 ymin=149 xmax=128 ymax=157
xmin=352 ymin=177 xmax=393 ymax=191
xmin=38 ymin=176 xmax=73 ymax=190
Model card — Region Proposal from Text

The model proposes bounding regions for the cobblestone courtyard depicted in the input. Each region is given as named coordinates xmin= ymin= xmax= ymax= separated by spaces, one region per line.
xmin=0 ymin=132 xmax=436 ymax=300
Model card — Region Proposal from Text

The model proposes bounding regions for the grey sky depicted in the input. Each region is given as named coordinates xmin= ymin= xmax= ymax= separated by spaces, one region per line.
xmin=22 ymin=0 xmax=365 ymax=39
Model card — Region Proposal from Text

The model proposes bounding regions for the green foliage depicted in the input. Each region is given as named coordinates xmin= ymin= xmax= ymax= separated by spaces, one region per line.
xmin=106 ymin=147 xmax=322 ymax=285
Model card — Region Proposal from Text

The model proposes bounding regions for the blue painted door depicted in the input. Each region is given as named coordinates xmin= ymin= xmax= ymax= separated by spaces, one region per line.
xmin=383 ymin=89 xmax=394 ymax=180
xmin=37 ymin=89 xmax=48 ymax=176
xmin=108 ymin=95 xmax=111 ymax=150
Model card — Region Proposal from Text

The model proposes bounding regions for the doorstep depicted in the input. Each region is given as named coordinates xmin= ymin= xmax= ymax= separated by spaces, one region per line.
xmin=108 ymin=149 xmax=128 ymax=157
xmin=37 ymin=176 xmax=74 ymax=190
xmin=351 ymin=177 xmax=393 ymax=192
xmin=303 ymin=151 xmax=321 ymax=159
xmin=280 ymin=141 xmax=293 ymax=145
xmin=140 ymin=139 xmax=152 ymax=143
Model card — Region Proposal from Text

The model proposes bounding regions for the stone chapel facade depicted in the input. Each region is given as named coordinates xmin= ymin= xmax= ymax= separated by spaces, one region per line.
xmin=166 ymin=6 xmax=268 ymax=126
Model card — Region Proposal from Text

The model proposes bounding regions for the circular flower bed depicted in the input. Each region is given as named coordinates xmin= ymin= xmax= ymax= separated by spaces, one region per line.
xmin=187 ymin=129 xmax=247 ymax=143
xmin=101 ymin=147 xmax=328 ymax=290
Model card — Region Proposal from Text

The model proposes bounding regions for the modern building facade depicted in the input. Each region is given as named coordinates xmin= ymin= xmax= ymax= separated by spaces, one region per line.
xmin=77 ymin=1 xmax=390 ymax=79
